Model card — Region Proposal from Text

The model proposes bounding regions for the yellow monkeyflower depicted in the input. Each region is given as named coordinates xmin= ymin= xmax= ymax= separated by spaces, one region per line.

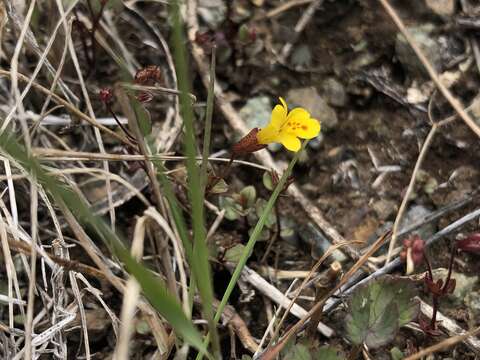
xmin=256 ymin=97 xmax=321 ymax=152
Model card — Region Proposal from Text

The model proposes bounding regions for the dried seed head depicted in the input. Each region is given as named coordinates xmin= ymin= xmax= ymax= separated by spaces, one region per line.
xmin=99 ymin=87 xmax=114 ymax=105
xmin=134 ymin=65 xmax=162 ymax=86
xmin=137 ymin=91 xmax=153 ymax=103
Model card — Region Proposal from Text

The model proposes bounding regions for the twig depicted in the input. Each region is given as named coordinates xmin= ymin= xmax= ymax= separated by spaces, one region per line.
xmin=386 ymin=125 xmax=438 ymax=264
xmin=323 ymin=206 xmax=480 ymax=313
xmin=267 ymin=242 xmax=356 ymax=347
xmin=6 ymin=236 xmax=107 ymax=280
xmin=378 ymin=0 xmax=480 ymax=138
xmin=211 ymin=299 xmax=259 ymax=353
xmin=279 ymin=0 xmax=324 ymax=63
xmin=404 ymin=325 xmax=480 ymax=360
xmin=259 ymin=232 xmax=391 ymax=359
xmin=254 ymin=280 xmax=298 ymax=357
xmin=0 ymin=70 xmax=135 ymax=147
xmin=418 ymin=299 xmax=480 ymax=352
xmin=261 ymin=0 xmax=315 ymax=19
xmin=237 ymin=265 xmax=334 ymax=338
xmin=24 ymin=183 xmax=38 ymax=359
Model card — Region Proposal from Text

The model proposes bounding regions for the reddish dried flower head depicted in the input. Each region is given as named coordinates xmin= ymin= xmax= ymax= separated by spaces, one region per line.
xmin=456 ymin=233 xmax=480 ymax=254
xmin=232 ymin=128 xmax=267 ymax=156
xmin=137 ymin=91 xmax=153 ymax=103
xmin=99 ymin=87 xmax=114 ymax=105
xmin=400 ymin=235 xmax=425 ymax=265
xmin=135 ymin=65 xmax=162 ymax=86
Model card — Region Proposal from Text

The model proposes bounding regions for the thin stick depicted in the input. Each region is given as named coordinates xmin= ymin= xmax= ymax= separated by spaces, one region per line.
xmin=267 ymin=241 xmax=357 ymax=347
xmin=24 ymin=183 xmax=38 ymax=359
xmin=404 ymin=326 xmax=480 ymax=360
xmin=258 ymin=232 xmax=391 ymax=359
xmin=0 ymin=70 xmax=134 ymax=147
xmin=279 ymin=0 xmax=324 ymax=63
xmin=324 ymin=206 xmax=480 ymax=313
xmin=386 ymin=125 xmax=438 ymax=264
xmin=378 ymin=0 xmax=480 ymax=138
xmin=263 ymin=0 xmax=315 ymax=19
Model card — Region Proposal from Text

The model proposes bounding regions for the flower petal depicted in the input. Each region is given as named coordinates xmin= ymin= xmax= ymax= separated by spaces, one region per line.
xmin=295 ymin=117 xmax=321 ymax=139
xmin=270 ymin=106 xmax=286 ymax=128
xmin=257 ymin=124 xmax=280 ymax=144
xmin=278 ymin=132 xmax=301 ymax=152
xmin=284 ymin=108 xmax=321 ymax=139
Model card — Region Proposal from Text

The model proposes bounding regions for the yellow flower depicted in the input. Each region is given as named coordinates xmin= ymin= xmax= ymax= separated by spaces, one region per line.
xmin=256 ymin=97 xmax=321 ymax=152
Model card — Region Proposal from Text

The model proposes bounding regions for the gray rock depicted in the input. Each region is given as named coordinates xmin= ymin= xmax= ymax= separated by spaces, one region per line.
xmin=298 ymin=223 xmax=347 ymax=262
xmin=466 ymin=290 xmax=480 ymax=317
xmin=287 ymin=87 xmax=338 ymax=129
xmin=372 ymin=199 xmax=397 ymax=221
xmin=239 ymin=96 xmax=282 ymax=152
xmin=321 ymin=77 xmax=348 ymax=107
xmin=400 ymin=205 xmax=436 ymax=239
xmin=198 ymin=0 xmax=227 ymax=29
xmin=308 ymin=133 xmax=324 ymax=150
xmin=239 ymin=96 xmax=271 ymax=129
xmin=280 ymin=217 xmax=299 ymax=245
xmin=395 ymin=24 xmax=442 ymax=77
xmin=425 ymin=0 xmax=456 ymax=17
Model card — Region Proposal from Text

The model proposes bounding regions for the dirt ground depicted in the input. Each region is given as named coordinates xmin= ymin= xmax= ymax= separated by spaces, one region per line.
xmin=2 ymin=0 xmax=480 ymax=358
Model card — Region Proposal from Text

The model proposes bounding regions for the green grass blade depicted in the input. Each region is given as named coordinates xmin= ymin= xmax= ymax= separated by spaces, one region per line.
xmin=200 ymin=48 xmax=216 ymax=192
xmin=169 ymin=0 xmax=220 ymax=356
xmin=195 ymin=142 xmax=308 ymax=360
xmin=0 ymin=131 xmax=210 ymax=358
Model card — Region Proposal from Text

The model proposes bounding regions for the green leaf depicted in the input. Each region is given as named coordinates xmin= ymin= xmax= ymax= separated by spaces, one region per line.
xmin=219 ymin=197 xmax=242 ymax=220
xmin=255 ymin=198 xmax=277 ymax=229
xmin=313 ymin=346 xmax=345 ymax=360
xmin=345 ymin=276 xmax=419 ymax=349
xmin=283 ymin=343 xmax=312 ymax=360
xmin=390 ymin=347 xmax=404 ymax=360
xmin=224 ymin=244 xmax=246 ymax=264
xmin=263 ymin=171 xmax=274 ymax=191
xmin=209 ymin=178 xmax=228 ymax=194
xmin=240 ymin=185 xmax=256 ymax=208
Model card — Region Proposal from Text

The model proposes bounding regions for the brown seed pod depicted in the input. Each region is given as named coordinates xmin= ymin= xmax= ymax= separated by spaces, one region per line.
xmin=231 ymin=128 xmax=267 ymax=156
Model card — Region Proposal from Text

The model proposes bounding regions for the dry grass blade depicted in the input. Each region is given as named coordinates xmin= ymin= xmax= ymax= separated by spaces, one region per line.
xmin=23 ymin=182 xmax=38 ymax=359
xmin=259 ymin=231 xmax=391 ymax=359
xmin=404 ymin=327 xmax=480 ymax=360
xmin=0 ymin=70 xmax=134 ymax=147
xmin=378 ymin=0 xmax=480 ymax=138
xmin=115 ymin=215 xmax=168 ymax=359
xmin=386 ymin=125 xmax=438 ymax=264
xmin=267 ymin=241 xmax=360 ymax=346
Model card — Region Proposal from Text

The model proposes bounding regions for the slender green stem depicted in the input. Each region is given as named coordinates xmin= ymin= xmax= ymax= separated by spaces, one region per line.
xmin=195 ymin=142 xmax=308 ymax=360
xmin=169 ymin=1 xmax=220 ymax=356
xmin=200 ymin=47 xmax=216 ymax=194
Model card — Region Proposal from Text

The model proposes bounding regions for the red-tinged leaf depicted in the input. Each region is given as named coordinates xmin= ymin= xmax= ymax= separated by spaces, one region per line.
xmin=457 ymin=234 xmax=480 ymax=253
